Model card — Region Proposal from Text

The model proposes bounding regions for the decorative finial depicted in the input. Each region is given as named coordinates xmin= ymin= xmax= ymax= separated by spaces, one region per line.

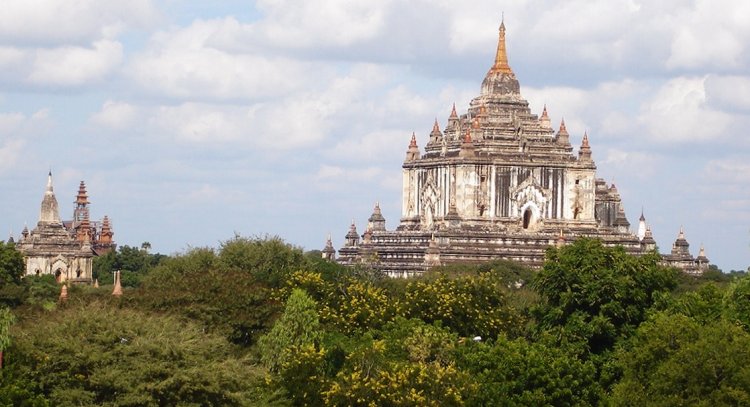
xmin=489 ymin=16 xmax=513 ymax=74
xmin=449 ymin=103 xmax=458 ymax=119
xmin=409 ymin=132 xmax=417 ymax=148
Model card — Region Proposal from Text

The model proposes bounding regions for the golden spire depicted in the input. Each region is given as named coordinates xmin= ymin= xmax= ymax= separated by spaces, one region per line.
xmin=489 ymin=19 xmax=513 ymax=74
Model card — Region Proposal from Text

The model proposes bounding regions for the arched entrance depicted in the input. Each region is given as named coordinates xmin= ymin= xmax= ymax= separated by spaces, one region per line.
xmin=523 ymin=208 xmax=532 ymax=229
xmin=55 ymin=269 xmax=62 ymax=283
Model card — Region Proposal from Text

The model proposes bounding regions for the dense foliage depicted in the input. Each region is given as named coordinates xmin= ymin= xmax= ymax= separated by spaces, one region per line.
xmin=0 ymin=235 xmax=748 ymax=405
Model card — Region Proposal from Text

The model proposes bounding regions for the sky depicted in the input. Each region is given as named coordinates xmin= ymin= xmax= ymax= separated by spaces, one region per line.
xmin=0 ymin=0 xmax=749 ymax=271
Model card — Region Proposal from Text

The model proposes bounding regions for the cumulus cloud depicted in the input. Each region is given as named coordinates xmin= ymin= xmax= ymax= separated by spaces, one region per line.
xmin=89 ymin=101 xmax=138 ymax=130
xmin=252 ymin=0 xmax=388 ymax=48
xmin=639 ymin=76 xmax=732 ymax=143
xmin=27 ymin=40 xmax=123 ymax=86
xmin=128 ymin=18 xmax=326 ymax=101
xmin=0 ymin=0 xmax=160 ymax=46
xmin=705 ymin=75 xmax=750 ymax=112
xmin=314 ymin=164 xmax=384 ymax=190
xmin=599 ymin=149 xmax=661 ymax=179
xmin=0 ymin=109 xmax=50 ymax=174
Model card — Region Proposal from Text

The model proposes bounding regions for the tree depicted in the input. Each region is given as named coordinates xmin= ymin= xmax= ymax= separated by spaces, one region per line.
xmin=404 ymin=273 xmax=524 ymax=339
xmin=92 ymin=245 xmax=166 ymax=286
xmin=723 ymin=274 xmax=750 ymax=331
xmin=532 ymin=238 xmax=678 ymax=353
xmin=7 ymin=302 xmax=279 ymax=406
xmin=322 ymin=319 xmax=474 ymax=406
xmin=0 ymin=306 xmax=15 ymax=369
xmin=611 ymin=313 xmax=750 ymax=405
xmin=135 ymin=247 xmax=277 ymax=346
xmin=257 ymin=288 xmax=322 ymax=373
xmin=218 ymin=235 xmax=308 ymax=287
xmin=0 ymin=242 xmax=25 ymax=306
xmin=457 ymin=336 xmax=602 ymax=406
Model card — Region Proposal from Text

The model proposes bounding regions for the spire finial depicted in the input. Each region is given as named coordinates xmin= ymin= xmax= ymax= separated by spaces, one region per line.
xmin=46 ymin=171 xmax=54 ymax=195
xmin=489 ymin=17 xmax=513 ymax=74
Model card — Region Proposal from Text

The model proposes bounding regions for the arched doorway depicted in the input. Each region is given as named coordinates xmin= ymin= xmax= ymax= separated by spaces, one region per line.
xmin=55 ymin=269 xmax=62 ymax=283
xmin=523 ymin=208 xmax=532 ymax=229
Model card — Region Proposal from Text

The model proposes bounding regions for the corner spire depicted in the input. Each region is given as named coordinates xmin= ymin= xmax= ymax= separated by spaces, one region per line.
xmin=449 ymin=103 xmax=458 ymax=119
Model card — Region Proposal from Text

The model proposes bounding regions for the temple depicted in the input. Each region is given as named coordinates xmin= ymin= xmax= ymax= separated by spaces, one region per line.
xmin=15 ymin=172 xmax=116 ymax=284
xmin=327 ymin=21 xmax=709 ymax=276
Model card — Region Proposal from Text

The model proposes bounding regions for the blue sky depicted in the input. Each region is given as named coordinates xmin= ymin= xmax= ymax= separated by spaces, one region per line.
xmin=1 ymin=0 xmax=749 ymax=271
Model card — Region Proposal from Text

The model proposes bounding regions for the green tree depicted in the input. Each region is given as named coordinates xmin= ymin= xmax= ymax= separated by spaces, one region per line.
xmin=258 ymin=288 xmax=322 ymax=373
xmin=611 ymin=313 xmax=750 ymax=405
xmin=457 ymin=336 xmax=601 ymax=406
xmin=532 ymin=238 xmax=678 ymax=353
xmin=7 ymin=302 xmax=280 ymax=406
xmin=219 ymin=235 xmax=309 ymax=287
xmin=0 ymin=242 xmax=24 ymax=286
xmin=0 ymin=242 xmax=25 ymax=306
xmin=92 ymin=245 xmax=166 ymax=286
xmin=135 ymin=247 xmax=277 ymax=346
xmin=0 ymin=306 xmax=15 ymax=369
xmin=723 ymin=274 xmax=750 ymax=331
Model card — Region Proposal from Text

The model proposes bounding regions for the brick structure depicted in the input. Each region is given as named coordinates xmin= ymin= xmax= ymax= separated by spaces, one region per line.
xmin=326 ymin=21 xmax=709 ymax=277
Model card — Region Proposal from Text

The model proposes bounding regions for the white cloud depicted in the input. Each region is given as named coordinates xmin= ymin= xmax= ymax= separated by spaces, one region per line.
xmin=314 ymin=164 xmax=383 ymax=189
xmin=253 ymin=0 xmax=389 ymax=48
xmin=0 ymin=109 xmax=50 ymax=174
xmin=128 ymin=18 xmax=334 ymax=101
xmin=329 ymin=129 xmax=408 ymax=163
xmin=705 ymin=157 xmax=750 ymax=184
xmin=0 ymin=0 xmax=160 ymax=46
xmin=639 ymin=76 xmax=732 ymax=142
xmin=89 ymin=101 xmax=138 ymax=130
xmin=705 ymin=75 xmax=750 ymax=112
xmin=27 ymin=40 xmax=123 ymax=86
xmin=600 ymin=149 xmax=661 ymax=178
xmin=663 ymin=0 xmax=750 ymax=70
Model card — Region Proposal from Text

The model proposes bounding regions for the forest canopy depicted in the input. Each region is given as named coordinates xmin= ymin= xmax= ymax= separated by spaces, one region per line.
xmin=0 ymin=236 xmax=748 ymax=406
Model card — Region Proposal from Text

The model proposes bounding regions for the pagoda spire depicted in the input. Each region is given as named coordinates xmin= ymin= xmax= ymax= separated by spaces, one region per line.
xmin=489 ymin=19 xmax=513 ymax=75
xmin=39 ymin=171 xmax=61 ymax=224
xmin=449 ymin=103 xmax=458 ymax=119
